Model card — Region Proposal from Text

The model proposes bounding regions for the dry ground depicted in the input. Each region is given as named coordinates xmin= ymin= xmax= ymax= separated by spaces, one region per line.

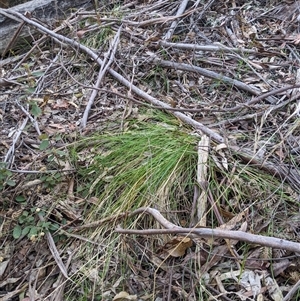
xmin=1 ymin=0 xmax=300 ymax=300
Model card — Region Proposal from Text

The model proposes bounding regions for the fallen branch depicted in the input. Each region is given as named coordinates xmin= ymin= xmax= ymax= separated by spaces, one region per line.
xmin=151 ymin=56 xmax=278 ymax=104
xmin=0 ymin=0 xmax=93 ymax=55
xmin=115 ymin=207 xmax=300 ymax=253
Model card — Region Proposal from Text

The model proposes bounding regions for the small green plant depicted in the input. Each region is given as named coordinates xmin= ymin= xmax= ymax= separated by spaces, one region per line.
xmin=39 ymin=135 xmax=50 ymax=150
xmin=82 ymin=27 xmax=113 ymax=49
xmin=40 ymin=173 xmax=62 ymax=189
xmin=13 ymin=208 xmax=59 ymax=241
xmin=38 ymin=134 xmax=68 ymax=160
xmin=29 ymin=100 xmax=42 ymax=117
xmin=144 ymin=66 xmax=169 ymax=93
xmin=37 ymin=136 xmax=67 ymax=188
xmin=0 ymin=162 xmax=16 ymax=190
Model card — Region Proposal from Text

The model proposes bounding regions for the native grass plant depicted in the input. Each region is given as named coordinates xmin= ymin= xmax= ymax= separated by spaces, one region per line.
xmin=64 ymin=111 xmax=299 ymax=300
xmin=81 ymin=26 xmax=114 ymax=50
xmin=65 ymin=113 xmax=195 ymax=299
xmin=73 ymin=111 xmax=197 ymax=218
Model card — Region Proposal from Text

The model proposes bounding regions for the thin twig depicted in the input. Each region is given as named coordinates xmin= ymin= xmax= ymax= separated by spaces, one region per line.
xmin=16 ymin=100 xmax=41 ymax=136
xmin=212 ymin=95 xmax=297 ymax=127
xmin=282 ymin=278 xmax=300 ymax=301
xmin=226 ymin=84 xmax=300 ymax=112
xmin=8 ymin=168 xmax=74 ymax=174
xmin=164 ymin=0 xmax=190 ymax=40
xmin=151 ymin=56 xmax=277 ymax=103
xmin=81 ymin=25 xmax=122 ymax=128
xmin=38 ymin=213 xmax=70 ymax=280
xmin=159 ymin=40 xmax=258 ymax=54
xmin=4 ymin=117 xmax=28 ymax=167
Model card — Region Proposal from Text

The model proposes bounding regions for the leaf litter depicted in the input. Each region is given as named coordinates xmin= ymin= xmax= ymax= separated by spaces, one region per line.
xmin=0 ymin=0 xmax=300 ymax=300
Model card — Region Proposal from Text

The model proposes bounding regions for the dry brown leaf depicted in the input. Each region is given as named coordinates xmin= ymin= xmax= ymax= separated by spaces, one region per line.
xmin=76 ymin=30 xmax=88 ymax=39
xmin=212 ymin=143 xmax=228 ymax=171
xmin=162 ymin=236 xmax=193 ymax=257
xmin=51 ymin=99 xmax=72 ymax=109
xmin=113 ymin=291 xmax=137 ymax=301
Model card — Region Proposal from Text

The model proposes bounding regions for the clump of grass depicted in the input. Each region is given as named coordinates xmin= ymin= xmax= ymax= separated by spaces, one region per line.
xmin=73 ymin=112 xmax=197 ymax=220
xmin=66 ymin=111 xmax=298 ymax=300
xmin=65 ymin=112 xmax=197 ymax=298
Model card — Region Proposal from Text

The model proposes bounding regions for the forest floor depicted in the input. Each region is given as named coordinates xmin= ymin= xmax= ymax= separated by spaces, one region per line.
xmin=1 ymin=0 xmax=300 ymax=300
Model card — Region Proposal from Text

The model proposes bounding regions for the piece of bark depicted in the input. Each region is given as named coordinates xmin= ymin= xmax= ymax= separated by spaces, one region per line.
xmin=0 ymin=0 xmax=93 ymax=56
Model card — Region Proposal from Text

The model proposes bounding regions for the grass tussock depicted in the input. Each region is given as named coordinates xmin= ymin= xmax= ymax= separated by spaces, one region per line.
xmin=74 ymin=112 xmax=196 ymax=218
xmin=64 ymin=111 xmax=298 ymax=300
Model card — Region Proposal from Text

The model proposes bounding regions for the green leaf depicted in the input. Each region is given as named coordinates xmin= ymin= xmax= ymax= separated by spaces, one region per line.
xmin=19 ymin=211 xmax=29 ymax=223
xmin=6 ymin=179 xmax=16 ymax=186
xmin=39 ymin=140 xmax=49 ymax=150
xmin=37 ymin=210 xmax=45 ymax=217
xmin=48 ymin=154 xmax=55 ymax=162
xmin=13 ymin=225 xmax=22 ymax=239
xmin=15 ymin=195 xmax=26 ymax=202
xmin=41 ymin=222 xmax=51 ymax=229
xmin=56 ymin=150 xmax=66 ymax=157
xmin=41 ymin=175 xmax=48 ymax=181
xmin=25 ymin=87 xmax=36 ymax=94
xmin=32 ymin=71 xmax=44 ymax=77
xmin=39 ymin=134 xmax=48 ymax=140
xmin=29 ymin=227 xmax=38 ymax=237
xmin=48 ymin=223 xmax=59 ymax=231
xmin=27 ymin=216 xmax=35 ymax=223
xmin=22 ymin=226 xmax=31 ymax=236
xmin=30 ymin=102 xmax=42 ymax=117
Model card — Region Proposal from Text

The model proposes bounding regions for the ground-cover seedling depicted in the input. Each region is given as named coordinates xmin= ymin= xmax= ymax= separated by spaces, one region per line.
xmin=0 ymin=162 xmax=15 ymax=190
xmin=13 ymin=207 xmax=59 ymax=241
